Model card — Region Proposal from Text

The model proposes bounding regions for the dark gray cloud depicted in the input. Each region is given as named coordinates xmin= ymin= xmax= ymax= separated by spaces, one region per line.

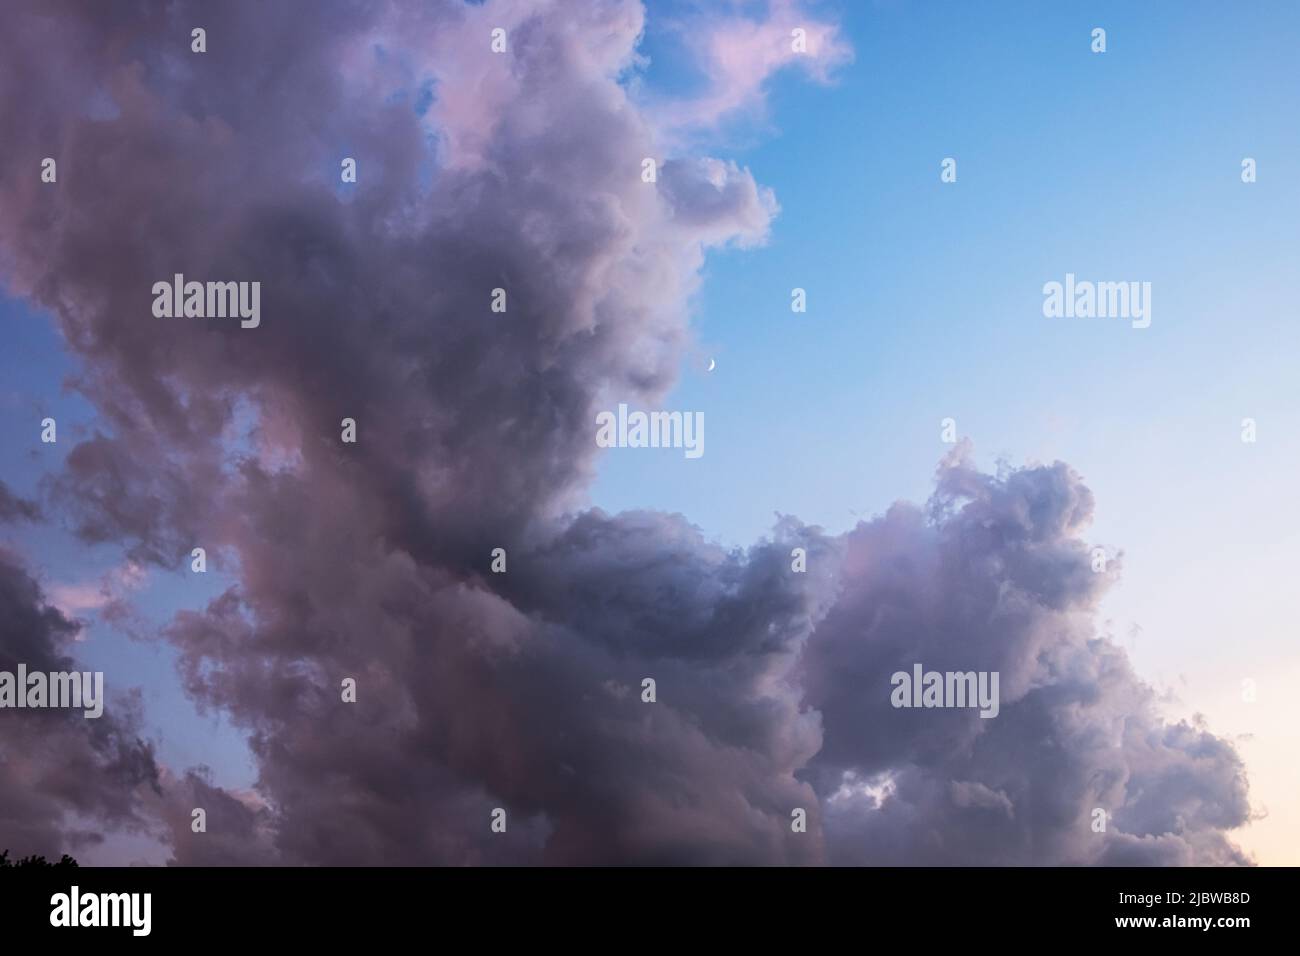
xmin=0 ymin=481 xmax=39 ymax=524
xmin=803 ymin=446 xmax=1250 ymax=865
xmin=0 ymin=1 xmax=1252 ymax=865
xmin=0 ymin=547 xmax=161 ymax=860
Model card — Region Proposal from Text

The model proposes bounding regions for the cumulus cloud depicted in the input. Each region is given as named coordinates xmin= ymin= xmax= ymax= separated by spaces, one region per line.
xmin=0 ymin=548 xmax=161 ymax=860
xmin=648 ymin=0 xmax=854 ymax=136
xmin=803 ymin=445 xmax=1251 ymax=865
xmin=0 ymin=0 xmax=1251 ymax=865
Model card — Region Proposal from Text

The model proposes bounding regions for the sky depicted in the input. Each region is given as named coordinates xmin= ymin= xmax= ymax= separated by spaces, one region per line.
xmin=0 ymin=0 xmax=1294 ymax=866
xmin=592 ymin=0 xmax=1300 ymax=865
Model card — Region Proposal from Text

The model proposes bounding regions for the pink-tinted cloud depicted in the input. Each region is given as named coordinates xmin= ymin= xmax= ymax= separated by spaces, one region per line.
xmin=650 ymin=0 xmax=854 ymax=136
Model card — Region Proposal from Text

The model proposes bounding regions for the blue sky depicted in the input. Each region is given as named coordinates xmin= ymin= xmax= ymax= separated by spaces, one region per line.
xmin=595 ymin=0 xmax=1300 ymax=546
xmin=590 ymin=0 xmax=1300 ymax=862
xmin=2 ymin=0 xmax=1297 ymax=864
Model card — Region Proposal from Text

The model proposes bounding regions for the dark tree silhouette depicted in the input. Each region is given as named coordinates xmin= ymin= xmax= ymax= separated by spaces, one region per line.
xmin=0 ymin=849 xmax=79 ymax=868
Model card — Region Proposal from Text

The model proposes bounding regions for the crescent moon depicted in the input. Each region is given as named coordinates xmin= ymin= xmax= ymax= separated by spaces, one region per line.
xmin=707 ymin=359 xmax=716 ymax=371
